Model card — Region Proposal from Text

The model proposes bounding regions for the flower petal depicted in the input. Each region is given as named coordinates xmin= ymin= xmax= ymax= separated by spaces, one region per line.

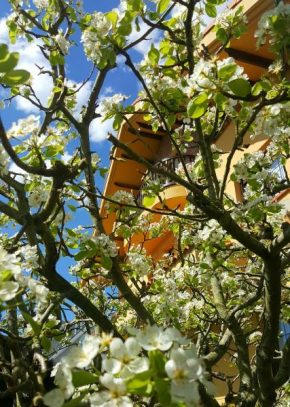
xmin=125 ymin=337 xmax=140 ymax=357
xmin=103 ymin=357 xmax=122 ymax=374
xmin=128 ymin=357 xmax=149 ymax=374
xmin=43 ymin=389 xmax=65 ymax=407
xmin=110 ymin=338 xmax=126 ymax=358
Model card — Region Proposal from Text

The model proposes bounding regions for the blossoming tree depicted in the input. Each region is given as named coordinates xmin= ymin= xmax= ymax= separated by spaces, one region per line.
xmin=0 ymin=0 xmax=290 ymax=406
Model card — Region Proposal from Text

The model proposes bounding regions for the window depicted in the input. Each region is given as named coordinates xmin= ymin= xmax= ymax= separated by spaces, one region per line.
xmin=239 ymin=156 xmax=287 ymax=201
xmin=269 ymin=157 xmax=286 ymax=183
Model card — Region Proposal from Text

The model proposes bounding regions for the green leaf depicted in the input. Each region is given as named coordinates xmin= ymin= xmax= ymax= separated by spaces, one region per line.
xmin=142 ymin=196 xmax=155 ymax=207
xmin=113 ymin=113 xmax=123 ymax=130
xmin=68 ymin=6 xmax=77 ymax=22
xmin=200 ymin=262 xmax=211 ymax=269
xmin=157 ymin=0 xmax=170 ymax=14
xmin=228 ymin=78 xmax=251 ymax=97
xmin=251 ymin=81 xmax=271 ymax=96
xmin=216 ymin=27 xmax=228 ymax=44
xmin=52 ymin=86 xmax=62 ymax=93
xmin=72 ymin=370 xmax=98 ymax=387
xmin=65 ymin=228 xmax=76 ymax=237
xmin=7 ymin=21 xmax=17 ymax=44
xmin=41 ymin=335 xmax=52 ymax=352
xmin=49 ymin=52 xmax=65 ymax=66
xmin=118 ymin=23 xmax=132 ymax=36
xmin=233 ymin=23 xmax=248 ymax=39
xmin=192 ymin=93 xmax=208 ymax=105
xmin=109 ymin=50 xmax=116 ymax=65
xmin=63 ymin=392 xmax=88 ymax=407
xmin=67 ymin=204 xmax=76 ymax=212
xmin=148 ymin=45 xmax=160 ymax=67
xmin=127 ymin=370 xmax=152 ymax=391
xmin=205 ymin=3 xmax=217 ymax=18
xmin=131 ymin=0 xmax=142 ymax=11
xmin=106 ymin=11 xmax=118 ymax=28
xmin=0 ymin=44 xmax=9 ymax=60
xmin=101 ymin=254 xmax=113 ymax=270
xmin=214 ymin=92 xmax=227 ymax=110
xmin=155 ymin=377 xmax=171 ymax=406
xmin=248 ymin=207 xmax=264 ymax=222
xmin=99 ymin=168 xmax=108 ymax=178
xmin=149 ymin=350 xmax=166 ymax=374
xmin=74 ymin=250 xmax=91 ymax=261
xmin=167 ymin=114 xmax=176 ymax=127
xmin=162 ymin=68 xmax=177 ymax=79
xmin=187 ymin=94 xmax=208 ymax=119
xmin=45 ymin=145 xmax=63 ymax=157
xmin=21 ymin=311 xmax=41 ymax=335
xmin=0 ymin=45 xmax=19 ymax=73
xmin=2 ymin=69 xmax=30 ymax=86
xmin=218 ymin=63 xmax=237 ymax=81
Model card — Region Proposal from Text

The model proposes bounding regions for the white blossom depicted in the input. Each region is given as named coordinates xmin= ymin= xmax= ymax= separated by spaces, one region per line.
xmin=27 ymin=278 xmax=49 ymax=305
xmin=90 ymin=234 xmax=118 ymax=257
xmin=129 ymin=325 xmax=182 ymax=351
xmin=8 ymin=116 xmax=40 ymax=138
xmin=99 ymin=94 xmax=129 ymax=117
xmin=33 ymin=0 xmax=49 ymax=10
xmin=43 ymin=388 xmax=66 ymax=407
xmin=90 ymin=373 xmax=133 ymax=407
xmin=110 ymin=191 xmax=135 ymax=206
xmin=55 ymin=30 xmax=70 ymax=55
xmin=0 ymin=281 xmax=19 ymax=302
xmin=64 ymin=335 xmax=99 ymax=368
xmin=103 ymin=337 xmax=149 ymax=378
xmin=55 ymin=363 xmax=74 ymax=399
xmin=0 ymin=247 xmax=21 ymax=302
xmin=165 ymin=346 xmax=204 ymax=405
xmin=127 ymin=249 xmax=150 ymax=277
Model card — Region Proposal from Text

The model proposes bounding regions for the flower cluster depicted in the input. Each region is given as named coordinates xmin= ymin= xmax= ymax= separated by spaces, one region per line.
xmin=16 ymin=244 xmax=39 ymax=272
xmin=90 ymin=234 xmax=118 ymax=257
xmin=231 ymin=151 xmax=274 ymax=185
xmin=255 ymin=2 xmax=290 ymax=51
xmin=0 ymin=245 xmax=49 ymax=305
xmin=183 ymin=57 xmax=248 ymax=95
xmin=99 ymin=94 xmax=129 ymax=118
xmin=43 ymin=325 xmax=212 ymax=407
xmin=81 ymin=12 xmax=112 ymax=63
xmin=215 ymin=5 xmax=248 ymax=31
xmin=8 ymin=115 xmax=40 ymax=138
xmin=109 ymin=190 xmax=135 ymax=207
xmin=0 ymin=246 xmax=21 ymax=302
xmin=127 ymin=247 xmax=151 ymax=277
xmin=0 ymin=148 xmax=9 ymax=176
xmin=28 ymin=187 xmax=50 ymax=208
xmin=33 ymin=0 xmax=50 ymax=10
xmin=55 ymin=30 xmax=70 ymax=55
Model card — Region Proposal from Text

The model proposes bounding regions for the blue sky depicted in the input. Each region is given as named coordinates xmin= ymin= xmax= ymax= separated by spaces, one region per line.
xmin=0 ymin=1 xmax=225 ymax=167
xmin=0 ymin=0 xmax=163 ymax=280
xmin=0 ymin=1 xmax=160 ymax=172
xmin=0 ymin=1 xmax=226 ymax=280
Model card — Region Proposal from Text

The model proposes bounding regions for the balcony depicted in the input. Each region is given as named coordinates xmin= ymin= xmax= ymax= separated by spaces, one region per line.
xmin=136 ymin=155 xmax=195 ymax=206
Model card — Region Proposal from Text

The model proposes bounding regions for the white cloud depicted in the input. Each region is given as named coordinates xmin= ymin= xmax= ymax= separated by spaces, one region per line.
xmin=0 ymin=18 xmax=92 ymax=116
xmin=9 ymin=162 xmax=27 ymax=182
xmin=89 ymin=117 xmax=115 ymax=143
xmin=116 ymin=55 xmax=128 ymax=72
xmin=0 ymin=18 xmax=52 ymax=113
xmin=62 ymin=151 xmax=73 ymax=163
xmin=103 ymin=86 xmax=114 ymax=95
xmin=127 ymin=20 xmax=162 ymax=56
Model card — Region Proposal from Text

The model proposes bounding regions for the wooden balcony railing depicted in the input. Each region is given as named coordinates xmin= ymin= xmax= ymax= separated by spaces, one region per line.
xmin=136 ymin=155 xmax=195 ymax=206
